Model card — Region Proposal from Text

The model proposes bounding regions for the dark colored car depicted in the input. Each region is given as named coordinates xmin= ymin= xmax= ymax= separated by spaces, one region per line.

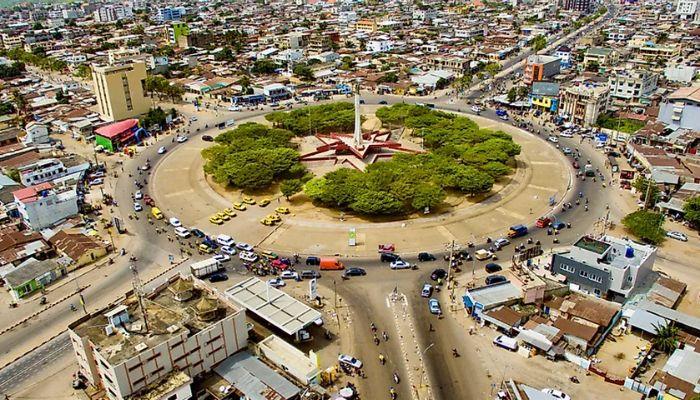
xmin=485 ymin=263 xmax=502 ymax=273
xmin=418 ymin=252 xmax=436 ymax=262
xmin=202 ymin=237 xmax=218 ymax=249
xmin=202 ymin=135 xmax=214 ymax=142
xmin=485 ymin=275 xmax=507 ymax=285
xmin=551 ymin=221 xmax=566 ymax=230
xmin=430 ymin=268 xmax=447 ymax=281
xmin=191 ymin=228 xmax=206 ymax=238
xmin=379 ymin=100 xmax=388 ymax=105
xmin=306 ymin=256 xmax=321 ymax=266
xmin=301 ymin=270 xmax=321 ymax=279
xmin=344 ymin=267 xmax=366 ymax=276
xmin=209 ymin=273 xmax=229 ymax=282
xmin=380 ymin=253 xmax=401 ymax=262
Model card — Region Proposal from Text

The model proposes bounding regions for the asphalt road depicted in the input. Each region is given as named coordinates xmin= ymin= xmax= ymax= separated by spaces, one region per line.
xmin=0 ymin=333 xmax=71 ymax=394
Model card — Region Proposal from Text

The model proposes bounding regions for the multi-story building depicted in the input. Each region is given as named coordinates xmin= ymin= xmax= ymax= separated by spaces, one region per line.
xmin=17 ymin=158 xmax=69 ymax=186
xmin=530 ymin=81 xmax=560 ymax=112
xmin=427 ymin=56 xmax=471 ymax=74
xmin=561 ymin=0 xmax=592 ymax=12
xmin=13 ymin=182 xmax=79 ymax=230
xmin=1 ymin=32 xmax=24 ymax=50
xmin=93 ymin=5 xmax=133 ymax=23
xmin=553 ymin=45 xmax=572 ymax=68
xmin=632 ymin=43 xmax=680 ymax=63
xmin=155 ymin=6 xmax=186 ymax=23
xmin=92 ymin=61 xmax=150 ymax=122
xmin=68 ymin=274 xmax=248 ymax=400
xmin=551 ymin=235 xmax=656 ymax=302
xmin=608 ymin=69 xmax=658 ymax=105
xmin=523 ymin=55 xmax=561 ymax=85
xmin=355 ymin=19 xmax=378 ymax=32
xmin=366 ymin=39 xmax=393 ymax=53
xmin=559 ymin=83 xmax=609 ymax=127
xmin=676 ymin=0 xmax=698 ymax=19
xmin=583 ymin=47 xmax=619 ymax=68
xmin=658 ymin=85 xmax=700 ymax=131
xmin=412 ymin=7 xmax=437 ymax=22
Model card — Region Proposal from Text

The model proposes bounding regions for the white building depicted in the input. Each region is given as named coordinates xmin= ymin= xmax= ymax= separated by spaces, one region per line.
xmin=366 ymin=39 xmax=393 ymax=53
xmin=676 ymin=0 xmax=698 ymax=19
xmin=68 ymin=274 xmax=248 ymax=400
xmin=155 ymin=6 xmax=186 ymax=23
xmin=23 ymin=122 xmax=50 ymax=145
xmin=17 ymin=158 xmax=69 ymax=186
xmin=13 ymin=182 xmax=79 ymax=230
xmin=413 ymin=8 xmax=437 ymax=21
xmin=93 ymin=5 xmax=133 ymax=23
xmin=608 ymin=69 xmax=658 ymax=105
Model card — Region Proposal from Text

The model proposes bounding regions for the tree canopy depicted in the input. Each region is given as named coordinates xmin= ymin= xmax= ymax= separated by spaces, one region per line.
xmin=201 ymin=123 xmax=308 ymax=191
xmin=622 ymin=210 xmax=666 ymax=244
xmin=266 ymin=102 xmax=356 ymax=136
xmin=683 ymin=196 xmax=700 ymax=229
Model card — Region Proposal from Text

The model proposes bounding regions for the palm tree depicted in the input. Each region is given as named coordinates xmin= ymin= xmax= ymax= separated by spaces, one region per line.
xmin=653 ymin=322 xmax=679 ymax=354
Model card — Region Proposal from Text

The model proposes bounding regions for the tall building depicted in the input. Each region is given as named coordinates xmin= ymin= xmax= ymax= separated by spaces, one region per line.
xmin=68 ymin=274 xmax=249 ymax=400
xmin=93 ymin=5 xmax=133 ymax=23
xmin=155 ymin=6 xmax=186 ymax=23
xmin=676 ymin=0 xmax=698 ymax=19
xmin=92 ymin=61 xmax=150 ymax=122
xmin=559 ymin=83 xmax=609 ymax=127
xmin=561 ymin=0 xmax=592 ymax=13
xmin=607 ymin=69 xmax=658 ymax=105
xmin=523 ymin=55 xmax=561 ymax=85
xmin=13 ymin=182 xmax=79 ymax=230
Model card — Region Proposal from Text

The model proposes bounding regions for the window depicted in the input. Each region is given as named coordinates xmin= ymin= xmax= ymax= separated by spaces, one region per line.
xmin=167 ymin=395 xmax=177 ymax=400
xmin=559 ymin=263 xmax=575 ymax=274
xmin=594 ymin=288 xmax=601 ymax=296
xmin=146 ymin=352 xmax=161 ymax=361
xmin=128 ymin=363 xmax=141 ymax=372
xmin=579 ymin=270 xmax=589 ymax=278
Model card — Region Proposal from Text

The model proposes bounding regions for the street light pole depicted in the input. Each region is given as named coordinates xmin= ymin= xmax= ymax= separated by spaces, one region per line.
xmin=417 ymin=342 xmax=435 ymax=398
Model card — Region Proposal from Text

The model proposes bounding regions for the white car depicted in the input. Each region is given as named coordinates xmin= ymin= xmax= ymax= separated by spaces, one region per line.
xmin=220 ymin=245 xmax=237 ymax=255
xmin=213 ymin=253 xmax=231 ymax=262
xmin=595 ymin=142 xmax=605 ymax=148
xmin=174 ymin=227 xmax=190 ymax=238
xmin=133 ymin=202 xmax=143 ymax=212
xmin=189 ymin=116 xmax=198 ymax=122
xmin=88 ymin=178 xmax=104 ymax=186
xmin=176 ymin=136 xmax=188 ymax=143
xmin=228 ymin=105 xmax=241 ymax=111
xmin=499 ymin=114 xmax=508 ymax=121
xmin=268 ymin=277 xmax=285 ymax=287
xmin=338 ymin=354 xmax=362 ymax=369
xmin=169 ymin=217 xmax=182 ymax=227
xmin=390 ymin=260 xmax=412 ymax=270
xmin=236 ymin=242 xmax=253 ymax=251
xmin=560 ymin=131 xmax=574 ymax=138
xmin=541 ymin=389 xmax=571 ymax=400
xmin=239 ymin=251 xmax=258 ymax=262
xmin=280 ymin=270 xmax=299 ymax=280
xmin=216 ymin=234 xmax=235 ymax=247
xmin=89 ymin=171 xmax=105 ymax=179
xmin=140 ymin=164 xmax=150 ymax=171
xmin=666 ymin=231 xmax=688 ymax=242
xmin=548 ymin=136 xmax=559 ymax=143
xmin=494 ymin=238 xmax=510 ymax=248
xmin=158 ymin=146 xmax=167 ymax=154
xmin=134 ymin=190 xmax=143 ymax=200
xmin=471 ymin=105 xmax=482 ymax=113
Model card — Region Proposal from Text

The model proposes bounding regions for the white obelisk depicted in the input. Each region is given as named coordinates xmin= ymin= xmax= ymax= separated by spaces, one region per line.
xmin=353 ymin=81 xmax=363 ymax=148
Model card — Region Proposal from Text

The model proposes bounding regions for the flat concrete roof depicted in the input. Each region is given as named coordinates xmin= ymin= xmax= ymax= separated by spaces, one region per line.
xmin=224 ymin=277 xmax=322 ymax=336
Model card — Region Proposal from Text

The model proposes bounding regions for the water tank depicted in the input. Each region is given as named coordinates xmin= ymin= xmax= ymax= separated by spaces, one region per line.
xmin=625 ymin=246 xmax=634 ymax=258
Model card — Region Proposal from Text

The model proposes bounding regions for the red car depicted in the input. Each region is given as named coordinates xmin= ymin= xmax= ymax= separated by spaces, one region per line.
xmin=143 ymin=194 xmax=155 ymax=207
xmin=536 ymin=217 xmax=552 ymax=228
xmin=572 ymin=161 xmax=580 ymax=169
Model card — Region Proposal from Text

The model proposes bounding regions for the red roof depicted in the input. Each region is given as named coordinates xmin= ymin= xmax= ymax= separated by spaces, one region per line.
xmin=95 ymin=119 xmax=139 ymax=139
xmin=13 ymin=182 xmax=53 ymax=204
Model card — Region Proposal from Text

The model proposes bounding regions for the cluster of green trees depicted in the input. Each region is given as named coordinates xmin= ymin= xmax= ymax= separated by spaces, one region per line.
xmin=266 ymin=103 xmax=356 ymax=136
xmin=292 ymin=63 xmax=315 ymax=81
xmin=201 ymin=123 xmax=308 ymax=190
xmin=144 ymin=76 xmax=185 ymax=102
xmin=0 ymin=61 xmax=25 ymax=79
xmin=596 ymin=113 xmax=646 ymax=134
xmin=141 ymin=107 xmax=177 ymax=130
xmin=251 ymin=59 xmax=280 ymax=75
xmin=622 ymin=210 xmax=666 ymax=244
xmin=0 ymin=102 xmax=15 ymax=116
xmin=684 ymin=197 xmax=700 ymax=229
xmin=531 ymin=35 xmax=547 ymax=52
xmin=301 ymin=104 xmax=520 ymax=215
xmin=3 ymin=47 xmax=67 ymax=72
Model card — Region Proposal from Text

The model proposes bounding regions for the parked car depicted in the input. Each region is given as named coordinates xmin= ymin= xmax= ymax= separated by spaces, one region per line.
xmin=306 ymin=256 xmax=321 ymax=266
xmin=418 ymin=252 xmax=436 ymax=261
xmin=202 ymin=135 xmax=214 ymax=142
xmin=485 ymin=263 xmax=502 ymax=273
xmin=268 ymin=277 xmax=285 ymax=287
xmin=176 ymin=135 xmax=188 ymax=143
xmin=239 ymin=251 xmax=258 ymax=262
xmin=493 ymin=335 xmax=518 ymax=351
xmin=208 ymin=273 xmax=228 ymax=283
xmin=338 ymin=354 xmax=362 ymax=369
xmin=475 ymin=249 xmax=494 ymax=260
xmin=343 ymin=267 xmax=366 ymax=277
xmin=541 ymin=389 xmax=570 ymax=400
xmin=494 ymin=238 xmax=509 ymax=248
xmin=428 ymin=298 xmax=442 ymax=314
xmin=301 ymin=270 xmax=321 ymax=279
xmin=134 ymin=190 xmax=143 ymax=200
xmin=174 ymin=227 xmax=190 ymax=238
xmin=421 ymin=283 xmax=433 ymax=298
xmin=280 ymin=270 xmax=299 ymax=280
xmin=430 ymin=268 xmax=447 ymax=281
xmin=390 ymin=260 xmax=412 ymax=269
xmin=220 ymin=246 xmax=237 ymax=255
xmin=485 ymin=275 xmax=507 ymax=285
xmin=88 ymin=178 xmax=104 ymax=186
xmin=191 ymin=228 xmax=206 ymax=238
xmin=666 ymin=231 xmax=688 ymax=241
xmin=380 ymin=253 xmax=401 ymax=262
xmin=548 ymin=136 xmax=559 ymax=143
xmin=216 ymin=234 xmax=235 ymax=247
xmin=158 ymin=146 xmax=167 ymax=154
xmin=235 ymin=242 xmax=253 ymax=251
xmin=169 ymin=217 xmax=181 ymax=227
xmin=133 ymin=202 xmax=143 ymax=212
xmin=213 ymin=254 xmax=231 ymax=263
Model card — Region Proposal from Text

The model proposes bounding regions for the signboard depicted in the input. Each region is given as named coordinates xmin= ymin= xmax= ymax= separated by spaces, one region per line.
xmin=309 ymin=278 xmax=318 ymax=300
xmin=517 ymin=245 xmax=542 ymax=262
xmin=348 ymin=228 xmax=356 ymax=246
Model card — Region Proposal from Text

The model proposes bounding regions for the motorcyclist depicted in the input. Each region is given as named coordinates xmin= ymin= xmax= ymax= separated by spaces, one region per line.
xmin=379 ymin=354 xmax=386 ymax=364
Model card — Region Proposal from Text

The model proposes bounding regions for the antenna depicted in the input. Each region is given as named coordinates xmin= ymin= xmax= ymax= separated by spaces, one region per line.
xmin=130 ymin=264 xmax=150 ymax=333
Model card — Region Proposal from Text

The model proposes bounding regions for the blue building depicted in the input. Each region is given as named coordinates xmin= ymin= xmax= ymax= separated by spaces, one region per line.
xmin=155 ymin=6 xmax=186 ymax=22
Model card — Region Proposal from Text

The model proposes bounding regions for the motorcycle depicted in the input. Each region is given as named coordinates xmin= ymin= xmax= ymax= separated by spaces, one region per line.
xmin=393 ymin=372 xmax=400 ymax=384
xmin=382 ymin=331 xmax=389 ymax=341
xmin=570 ymin=376 xmax=580 ymax=384
xmin=390 ymin=387 xmax=397 ymax=400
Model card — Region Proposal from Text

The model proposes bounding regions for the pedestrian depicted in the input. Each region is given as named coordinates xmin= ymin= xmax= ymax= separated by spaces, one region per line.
xmin=429 ymin=323 xmax=434 ymax=332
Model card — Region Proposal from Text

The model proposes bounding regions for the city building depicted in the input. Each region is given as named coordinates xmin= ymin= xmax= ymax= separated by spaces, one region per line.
xmin=4 ymin=259 xmax=66 ymax=301
xmin=561 ymin=0 xmax=592 ymax=12
xmin=551 ymin=235 xmax=656 ymax=302
xmin=583 ymin=47 xmax=619 ymax=69
xmin=13 ymin=182 xmax=79 ymax=230
xmin=68 ymin=274 xmax=248 ymax=400
xmin=155 ymin=6 xmax=186 ymax=23
xmin=658 ymin=85 xmax=700 ymax=131
xmin=23 ymin=121 xmax=50 ymax=145
xmin=559 ymin=83 xmax=609 ymax=127
xmin=93 ymin=5 xmax=133 ymax=23
xmin=553 ymin=45 xmax=573 ymax=68
xmin=95 ymin=119 xmax=147 ymax=152
xmin=355 ymin=19 xmax=378 ymax=32
xmin=523 ymin=55 xmax=561 ymax=85
xmin=17 ymin=158 xmax=69 ymax=186
xmin=608 ymin=69 xmax=658 ymax=105
xmin=530 ymin=81 xmax=560 ymax=112
xmin=92 ymin=61 xmax=150 ymax=122
xmin=676 ymin=0 xmax=699 ymax=19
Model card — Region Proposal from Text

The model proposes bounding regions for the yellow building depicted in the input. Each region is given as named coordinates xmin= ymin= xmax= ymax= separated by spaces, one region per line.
xmin=355 ymin=19 xmax=378 ymax=32
xmin=92 ymin=61 xmax=150 ymax=122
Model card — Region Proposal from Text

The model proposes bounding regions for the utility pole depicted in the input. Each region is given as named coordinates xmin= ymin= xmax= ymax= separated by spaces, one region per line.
xmin=333 ymin=279 xmax=341 ymax=330
xmin=446 ymin=240 xmax=455 ymax=288
xmin=130 ymin=264 xmax=149 ymax=333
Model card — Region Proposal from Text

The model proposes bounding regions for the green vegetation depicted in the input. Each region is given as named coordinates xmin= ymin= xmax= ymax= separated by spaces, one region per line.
xmin=531 ymin=34 xmax=547 ymax=52
xmin=73 ymin=64 xmax=92 ymax=80
xmin=622 ymin=210 xmax=665 ymax=244
xmin=144 ymin=76 xmax=185 ymax=101
xmin=266 ymin=103 xmax=356 ymax=136
xmin=140 ymin=107 xmax=176 ymax=130
xmin=292 ymin=63 xmax=315 ymax=81
xmin=3 ymin=47 xmax=67 ymax=72
xmin=0 ymin=102 xmax=15 ymax=116
xmin=0 ymin=61 xmax=25 ymax=79
xmin=302 ymin=104 xmax=520 ymax=215
xmin=596 ymin=113 xmax=646 ymax=134
xmin=653 ymin=322 xmax=679 ymax=354
xmin=683 ymin=197 xmax=700 ymax=229
xmin=251 ymin=59 xmax=280 ymax=75
xmin=632 ymin=176 xmax=661 ymax=207
xmin=201 ymin=123 xmax=308 ymax=190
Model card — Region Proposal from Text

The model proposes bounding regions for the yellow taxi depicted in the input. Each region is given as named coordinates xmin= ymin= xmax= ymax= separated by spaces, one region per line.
xmin=267 ymin=213 xmax=281 ymax=223
xmin=260 ymin=217 xmax=275 ymax=226
xmin=209 ymin=215 xmax=223 ymax=225
xmin=216 ymin=212 xmax=230 ymax=221
xmin=259 ymin=198 xmax=271 ymax=207
xmin=275 ymin=206 xmax=290 ymax=214
xmin=242 ymin=196 xmax=256 ymax=205
xmin=232 ymin=202 xmax=247 ymax=211
xmin=260 ymin=250 xmax=279 ymax=260
xmin=223 ymin=208 xmax=237 ymax=217
xmin=199 ymin=244 xmax=213 ymax=253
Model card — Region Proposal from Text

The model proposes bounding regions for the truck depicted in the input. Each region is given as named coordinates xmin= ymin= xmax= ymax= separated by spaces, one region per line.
xmin=319 ymin=257 xmax=344 ymax=270
xmin=507 ymin=224 xmax=528 ymax=238
xmin=584 ymin=164 xmax=595 ymax=177
xmin=190 ymin=258 xmax=222 ymax=278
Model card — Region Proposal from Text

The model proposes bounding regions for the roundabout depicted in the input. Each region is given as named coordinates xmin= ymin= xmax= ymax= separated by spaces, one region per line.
xmin=150 ymin=105 xmax=573 ymax=257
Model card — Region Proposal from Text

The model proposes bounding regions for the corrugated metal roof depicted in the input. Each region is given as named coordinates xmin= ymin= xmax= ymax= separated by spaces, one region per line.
xmin=214 ymin=351 xmax=300 ymax=400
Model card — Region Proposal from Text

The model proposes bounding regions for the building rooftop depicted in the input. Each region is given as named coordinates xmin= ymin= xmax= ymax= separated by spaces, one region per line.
xmin=213 ymin=351 xmax=300 ymax=400
xmin=71 ymin=275 xmax=238 ymax=365
xmin=567 ymin=235 xmax=654 ymax=271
